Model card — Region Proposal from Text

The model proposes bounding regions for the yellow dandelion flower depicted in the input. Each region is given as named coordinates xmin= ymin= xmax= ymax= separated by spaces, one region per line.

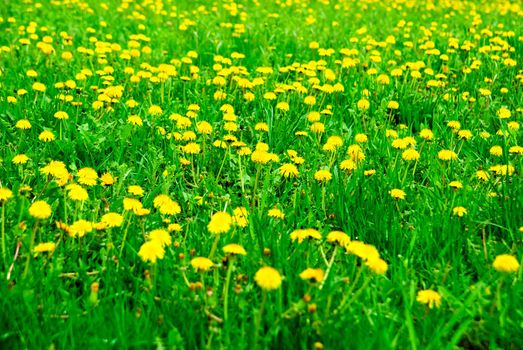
xmin=190 ymin=257 xmax=214 ymax=272
xmin=54 ymin=111 xmax=69 ymax=120
xmin=326 ymin=231 xmax=350 ymax=246
xmin=438 ymin=149 xmax=458 ymax=161
xmin=148 ymin=229 xmax=172 ymax=247
xmin=389 ymin=189 xmax=406 ymax=200
xmin=34 ymin=242 xmax=56 ymax=253
xmin=69 ymin=219 xmax=93 ymax=238
xmin=492 ymin=254 xmax=520 ymax=273
xmin=497 ymin=107 xmax=511 ymax=119
xmin=232 ymin=207 xmax=249 ymax=228
xmin=15 ymin=119 xmax=32 ymax=130
xmin=254 ymin=266 xmax=282 ymax=291
xmin=0 ymin=188 xmax=13 ymax=202
xmin=208 ymin=212 xmax=232 ymax=234
xmin=66 ymin=184 xmax=89 ymax=201
xmin=100 ymin=172 xmax=116 ymax=186
xmin=223 ymin=243 xmax=247 ymax=256
xmin=416 ymin=290 xmax=441 ymax=309
xmin=138 ymin=240 xmax=165 ymax=263
xmin=268 ymin=208 xmax=285 ymax=220
xmin=449 ymin=181 xmax=463 ymax=189
xmin=299 ymin=268 xmax=324 ymax=283
xmin=12 ymin=154 xmax=29 ymax=165
xmin=452 ymin=206 xmax=467 ymax=217
xmin=279 ymin=163 xmax=299 ymax=178
xmin=402 ymin=148 xmax=420 ymax=161
xmin=314 ymin=169 xmax=332 ymax=182
xmin=346 ymin=241 xmax=380 ymax=261
xmin=29 ymin=200 xmax=52 ymax=219
xmin=365 ymin=257 xmax=388 ymax=275
xmin=128 ymin=185 xmax=144 ymax=197
xmin=101 ymin=212 xmax=124 ymax=228
xmin=77 ymin=168 xmax=98 ymax=186
xmin=39 ymin=130 xmax=55 ymax=142
xmin=33 ymin=242 xmax=56 ymax=253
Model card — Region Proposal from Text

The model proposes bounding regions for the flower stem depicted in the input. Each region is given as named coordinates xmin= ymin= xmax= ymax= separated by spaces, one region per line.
xmin=23 ymin=220 xmax=39 ymax=278
xmin=223 ymin=257 xmax=235 ymax=321
xmin=208 ymin=234 xmax=220 ymax=259
xmin=216 ymin=147 xmax=229 ymax=181
xmin=251 ymin=165 xmax=261 ymax=209
xmin=320 ymin=246 xmax=337 ymax=290
xmin=1 ymin=205 xmax=6 ymax=267
xmin=253 ymin=291 xmax=267 ymax=349
xmin=119 ymin=215 xmax=133 ymax=259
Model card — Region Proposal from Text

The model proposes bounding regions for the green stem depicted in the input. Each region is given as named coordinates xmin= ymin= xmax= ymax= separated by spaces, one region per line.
xmin=23 ymin=220 xmax=39 ymax=278
xmin=253 ymin=291 xmax=267 ymax=349
xmin=1 ymin=205 xmax=5 ymax=267
xmin=251 ymin=165 xmax=262 ymax=209
xmin=223 ymin=258 xmax=235 ymax=321
xmin=319 ymin=246 xmax=337 ymax=290
xmin=119 ymin=215 xmax=133 ymax=259
xmin=216 ymin=147 xmax=229 ymax=181
xmin=208 ymin=234 xmax=220 ymax=259
xmin=238 ymin=155 xmax=245 ymax=193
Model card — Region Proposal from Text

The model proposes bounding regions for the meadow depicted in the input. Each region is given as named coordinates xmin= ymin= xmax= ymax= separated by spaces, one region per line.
xmin=0 ymin=0 xmax=522 ymax=348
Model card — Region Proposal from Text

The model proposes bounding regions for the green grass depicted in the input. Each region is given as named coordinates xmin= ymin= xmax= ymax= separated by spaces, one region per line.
xmin=1 ymin=0 xmax=523 ymax=348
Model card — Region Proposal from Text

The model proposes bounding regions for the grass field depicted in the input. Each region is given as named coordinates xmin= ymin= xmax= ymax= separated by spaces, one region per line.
xmin=1 ymin=0 xmax=523 ymax=348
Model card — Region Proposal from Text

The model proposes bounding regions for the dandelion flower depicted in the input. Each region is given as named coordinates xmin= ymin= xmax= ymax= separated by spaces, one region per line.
xmin=15 ymin=119 xmax=32 ymax=130
xmin=290 ymin=229 xmax=322 ymax=243
xmin=77 ymin=168 xmax=98 ymax=186
xmin=128 ymin=185 xmax=144 ymax=197
xmin=223 ymin=243 xmax=247 ymax=256
xmin=232 ymin=207 xmax=249 ymax=228
xmin=148 ymin=229 xmax=172 ymax=247
xmin=254 ymin=266 xmax=282 ymax=291
xmin=389 ymin=189 xmax=406 ymax=200
xmin=314 ymin=169 xmax=332 ymax=182
xmin=54 ymin=111 xmax=69 ymax=120
xmin=39 ymin=130 xmax=55 ymax=142
xmin=67 ymin=184 xmax=89 ymax=201
xmin=299 ymin=268 xmax=324 ymax=283
xmin=190 ymin=257 xmax=214 ymax=272
xmin=449 ymin=181 xmax=463 ymax=189
xmin=346 ymin=241 xmax=380 ymax=261
xmin=357 ymin=98 xmax=370 ymax=110
xmin=402 ymin=148 xmax=420 ymax=161
xmin=34 ymin=242 xmax=56 ymax=253
xmin=497 ymin=107 xmax=511 ymax=119
xmin=208 ymin=212 xmax=232 ymax=234
xmin=279 ymin=163 xmax=299 ymax=178
xmin=268 ymin=208 xmax=285 ymax=219
xmin=419 ymin=129 xmax=434 ymax=140
xmin=12 ymin=154 xmax=29 ymax=165
xmin=69 ymin=219 xmax=93 ymax=238
xmin=29 ymin=200 xmax=52 ymax=219
xmin=138 ymin=240 xmax=165 ymax=263
xmin=438 ymin=150 xmax=458 ymax=161
xmin=452 ymin=206 xmax=467 ymax=217
xmin=416 ymin=290 xmax=441 ymax=309
xmin=100 ymin=172 xmax=116 ymax=186
xmin=492 ymin=254 xmax=520 ymax=273
xmin=365 ymin=257 xmax=388 ymax=275
xmin=101 ymin=212 xmax=124 ymax=228
xmin=326 ymin=231 xmax=350 ymax=247
xmin=0 ymin=188 xmax=14 ymax=202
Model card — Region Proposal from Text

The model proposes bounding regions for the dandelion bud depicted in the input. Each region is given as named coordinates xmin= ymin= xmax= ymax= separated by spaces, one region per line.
xmin=308 ymin=304 xmax=317 ymax=313
xmin=89 ymin=282 xmax=99 ymax=307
